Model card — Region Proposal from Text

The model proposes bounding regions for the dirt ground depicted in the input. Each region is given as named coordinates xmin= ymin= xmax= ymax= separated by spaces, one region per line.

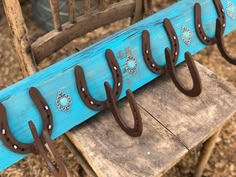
xmin=0 ymin=0 xmax=236 ymax=177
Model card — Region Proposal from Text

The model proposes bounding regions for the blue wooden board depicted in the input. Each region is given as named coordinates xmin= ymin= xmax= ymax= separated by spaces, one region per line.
xmin=0 ymin=0 xmax=236 ymax=171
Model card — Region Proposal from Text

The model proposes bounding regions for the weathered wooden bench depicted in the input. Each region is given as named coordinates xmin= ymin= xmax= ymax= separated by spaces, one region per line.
xmin=1 ymin=0 xmax=236 ymax=177
xmin=64 ymin=62 xmax=236 ymax=177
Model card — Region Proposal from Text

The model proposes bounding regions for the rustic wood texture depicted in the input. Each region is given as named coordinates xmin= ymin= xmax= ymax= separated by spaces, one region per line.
xmin=135 ymin=62 xmax=236 ymax=150
xmin=67 ymin=0 xmax=77 ymax=24
xmin=31 ymin=0 xmax=136 ymax=63
xmin=2 ymin=0 xmax=36 ymax=77
xmin=49 ymin=0 xmax=62 ymax=31
xmin=67 ymin=102 xmax=188 ymax=177
xmin=67 ymin=62 xmax=236 ymax=177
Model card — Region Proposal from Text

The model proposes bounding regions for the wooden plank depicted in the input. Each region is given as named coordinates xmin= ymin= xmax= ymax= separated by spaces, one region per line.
xmin=49 ymin=0 xmax=62 ymax=31
xmin=67 ymin=100 xmax=188 ymax=177
xmin=31 ymin=0 xmax=136 ymax=63
xmin=134 ymin=62 xmax=236 ymax=150
xmin=0 ymin=0 xmax=236 ymax=171
xmin=2 ymin=0 xmax=36 ymax=77
xmin=67 ymin=62 xmax=236 ymax=177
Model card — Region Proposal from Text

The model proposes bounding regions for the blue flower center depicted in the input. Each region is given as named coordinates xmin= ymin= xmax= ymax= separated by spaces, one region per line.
xmin=183 ymin=31 xmax=191 ymax=39
xmin=127 ymin=60 xmax=136 ymax=69
xmin=229 ymin=6 xmax=235 ymax=13
xmin=60 ymin=97 xmax=69 ymax=106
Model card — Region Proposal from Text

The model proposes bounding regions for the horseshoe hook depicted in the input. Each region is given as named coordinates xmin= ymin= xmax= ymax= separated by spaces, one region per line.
xmin=75 ymin=49 xmax=143 ymax=137
xmin=165 ymin=49 xmax=202 ymax=97
xmin=0 ymin=87 xmax=67 ymax=177
xmin=194 ymin=0 xmax=225 ymax=45
xmin=215 ymin=18 xmax=236 ymax=65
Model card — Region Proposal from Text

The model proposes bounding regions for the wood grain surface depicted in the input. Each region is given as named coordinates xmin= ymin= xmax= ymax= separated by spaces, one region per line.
xmin=67 ymin=62 xmax=236 ymax=177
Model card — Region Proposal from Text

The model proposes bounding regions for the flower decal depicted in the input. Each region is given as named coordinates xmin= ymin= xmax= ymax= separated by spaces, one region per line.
xmin=56 ymin=91 xmax=72 ymax=112
xmin=227 ymin=1 xmax=236 ymax=20
xmin=125 ymin=56 xmax=137 ymax=74
xmin=181 ymin=26 xmax=192 ymax=45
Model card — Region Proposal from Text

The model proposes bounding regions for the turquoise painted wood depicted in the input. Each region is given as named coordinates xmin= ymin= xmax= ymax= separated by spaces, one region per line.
xmin=0 ymin=0 xmax=236 ymax=171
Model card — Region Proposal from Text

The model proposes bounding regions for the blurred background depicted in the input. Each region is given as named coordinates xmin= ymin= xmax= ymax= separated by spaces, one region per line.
xmin=0 ymin=0 xmax=235 ymax=176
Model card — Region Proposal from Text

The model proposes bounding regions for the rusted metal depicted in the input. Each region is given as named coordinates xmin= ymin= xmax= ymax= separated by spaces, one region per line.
xmin=142 ymin=18 xmax=179 ymax=75
xmin=74 ymin=49 xmax=122 ymax=111
xmin=104 ymin=82 xmax=143 ymax=137
xmin=142 ymin=30 xmax=165 ymax=74
xmin=142 ymin=18 xmax=201 ymax=97
xmin=215 ymin=18 xmax=236 ymax=65
xmin=75 ymin=49 xmax=143 ymax=137
xmin=194 ymin=0 xmax=225 ymax=45
xmin=165 ymin=49 xmax=202 ymax=97
xmin=195 ymin=0 xmax=235 ymax=65
xmin=0 ymin=87 xmax=53 ymax=154
xmin=0 ymin=87 xmax=67 ymax=177
xmin=29 ymin=121 xmax=67 ymax=177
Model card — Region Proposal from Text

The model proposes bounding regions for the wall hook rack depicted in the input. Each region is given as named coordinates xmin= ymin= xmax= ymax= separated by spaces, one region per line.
xmin=0 ymin=88 xmax=67 ymax=177
xmin=75 ymin=49 xmax=143 ymax=137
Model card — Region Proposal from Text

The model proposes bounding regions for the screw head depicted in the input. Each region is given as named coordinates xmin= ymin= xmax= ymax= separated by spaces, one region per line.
xmin=2 ymin=129 xmax=6 ymax=135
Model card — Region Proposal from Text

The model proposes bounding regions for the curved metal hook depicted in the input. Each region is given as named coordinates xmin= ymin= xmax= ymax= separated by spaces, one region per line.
xmin=194 ymin=0 xmax=225 ymax=45
xmin=75 ymin=49 xmax=143 ymax=137
xmin=0 ymin=88 xmax=67 ymax=177
xmin=74 ymin=49 xmax=122 ymax=111
xmin=0 ymin=87 xmax=53 ymax=154
xmin=165 ymin=48 xmax=202 ymax=97
xmin=29 ymin=121 xmax=67 ymax=177
xmin=142 ymin=18 xmax=179 ymax=74
xmin=215 ymin=18 xmax=236 ymax=65
xmin=104 ymin=82 xmax=143 ymax=137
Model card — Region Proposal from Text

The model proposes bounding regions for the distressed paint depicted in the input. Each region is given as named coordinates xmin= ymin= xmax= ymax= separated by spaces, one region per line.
xmin=0 ymin=0 xmax=236 ymax=171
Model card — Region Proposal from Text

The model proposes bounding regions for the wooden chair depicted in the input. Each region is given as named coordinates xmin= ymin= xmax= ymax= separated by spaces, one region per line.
xmin=3 ymin=0 xmax=152 ymax=77
xmin=1 ymin=0 xmax=236 ymax=177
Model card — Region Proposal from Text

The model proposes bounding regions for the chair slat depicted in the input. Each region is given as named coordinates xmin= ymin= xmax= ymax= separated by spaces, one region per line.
xmin=2 ymin=0 xmax=36 ymax=76
xmin=49 ymin=0 xmax=62 ymax=31
xmin=67 ymin=0 xmax=76 ymax=24
xmin=83 ymin=0 xmax=91 ymax=15
xmin=99 ymin=0 xmax=106 ymax=10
